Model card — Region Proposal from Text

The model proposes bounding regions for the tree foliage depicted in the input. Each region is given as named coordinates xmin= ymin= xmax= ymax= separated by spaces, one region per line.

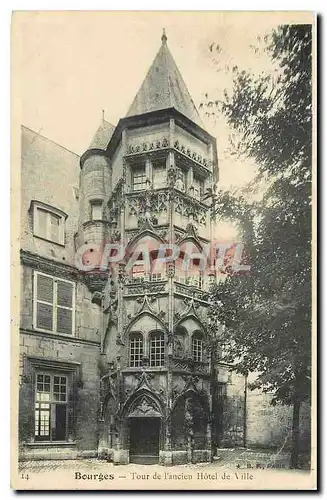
xmin=206 ymin=24 xmax=312 ymax=414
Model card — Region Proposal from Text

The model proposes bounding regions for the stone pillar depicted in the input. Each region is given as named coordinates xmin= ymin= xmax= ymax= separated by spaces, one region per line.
xmin=159 ymin=417 xmax=173 ymax=466
xmin=169 ymin=118 xmax=175 ymax=148
xmin=113 ymin=423 xmax=129 ymax=465
xmin=145 ymin=157 xmax=152 ymax=187
xmin=187 ymin=431 xmax=195 ymax=464
xmin=187 ymin=165 xmax=194 ymax=194
xmin=206 ymin=421 xmax=213 ymax=462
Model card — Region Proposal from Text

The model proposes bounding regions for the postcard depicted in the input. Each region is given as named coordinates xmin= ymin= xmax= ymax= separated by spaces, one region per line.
xmin=11 ymin=10 xmax=316 ymax=490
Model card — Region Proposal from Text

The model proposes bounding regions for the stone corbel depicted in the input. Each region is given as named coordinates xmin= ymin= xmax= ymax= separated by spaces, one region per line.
xmin=91 ymin=291 xmax=103 ymax=306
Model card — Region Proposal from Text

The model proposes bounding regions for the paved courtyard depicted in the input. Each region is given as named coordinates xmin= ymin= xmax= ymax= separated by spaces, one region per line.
xmin=18 ymin=448 xmax=310 ymax=472
xmin=14 ymin=449 xmax=313 ymax=491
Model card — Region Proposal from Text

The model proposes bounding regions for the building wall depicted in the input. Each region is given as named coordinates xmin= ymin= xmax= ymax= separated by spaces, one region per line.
xmin=19 ymin=126 xmax=102 ymax=460
xmin=21 ymin=126 xmax=80 ymax=265
xmin=215 ymin=366 xmax=311 ymax=454
xmin=246 ymin=390 xmax=311 ymax=453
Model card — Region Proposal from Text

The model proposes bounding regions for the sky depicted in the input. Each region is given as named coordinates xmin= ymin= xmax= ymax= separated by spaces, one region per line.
xmin=15 ymin=11 xmax=311 ymax=208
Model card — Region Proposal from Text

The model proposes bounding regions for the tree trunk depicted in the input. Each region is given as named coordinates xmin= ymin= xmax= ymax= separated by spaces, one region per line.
xmin=290 ymin=398 xmax=301 ymax=469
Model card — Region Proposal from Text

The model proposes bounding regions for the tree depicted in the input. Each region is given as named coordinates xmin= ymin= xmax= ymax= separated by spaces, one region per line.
xmin=205 ymin=25 xmax=312 ymax=468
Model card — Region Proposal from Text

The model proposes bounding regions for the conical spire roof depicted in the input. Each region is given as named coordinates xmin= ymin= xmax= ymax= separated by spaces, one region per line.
xmin=126 ymin=31 xmax=204 ymax=128
xmin=89 ymin=117 xmax=115 ymax=149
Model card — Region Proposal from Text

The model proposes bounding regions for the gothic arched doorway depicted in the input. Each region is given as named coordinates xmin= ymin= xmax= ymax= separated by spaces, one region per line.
xmin=122 ymin=392 xmax=165 ymax=464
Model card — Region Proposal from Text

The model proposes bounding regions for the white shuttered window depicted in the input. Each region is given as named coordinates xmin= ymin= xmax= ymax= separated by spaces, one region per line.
xmin=33 ymin=206 xmax=65 ymax=245
xmin=33 ymin=272 xmax=75 ymax=335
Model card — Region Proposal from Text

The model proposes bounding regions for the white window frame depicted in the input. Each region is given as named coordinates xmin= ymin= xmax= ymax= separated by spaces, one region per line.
xmin=33 ymin=271 xmax=76 ymax=336
xmin=149 ymin=332 xmax=165 ymax=367
xmin=132 ymin=166 xmax=147 ymax=191
xmin=192 ymin=336 xmax=203 ymax=362
xmin=150 ymin=273 xmax=163 ymax=282
xmin=34 ymin=372 xmax=69 ymax=442
xmin=129 ymin=333 xmax=144 ymax=367
xmin=131 ymin=263 xmax=146 ymax=283
xmin=175 ymin=270 xmax=203 ymax=289
xmin=32 ymin=201 xmax=67 ymax=246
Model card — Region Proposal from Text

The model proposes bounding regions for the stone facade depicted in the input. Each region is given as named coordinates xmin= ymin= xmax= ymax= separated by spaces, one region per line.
xmin=18 ymin=34 xmax=310 ymax=464
xmin=20 ymin=127 xmax=103 ymax=460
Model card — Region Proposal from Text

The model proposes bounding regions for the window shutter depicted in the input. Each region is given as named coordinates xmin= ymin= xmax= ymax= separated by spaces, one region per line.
xmin=56 ymin=280 xmax=74 ymax=335
xmin=37 ymin=209 xmax=48 ymax=238
xmin=34 ymin=273 xmax=74 ymax=335
xmin=36 ymin=274 xmax=54 ymax=330
xmin=37 ymin=274 xmax=53 ymax=302
xmin=50 ymin=214 xmax=60 ymax=242
xmin=36 ymin=303 xmax=53 ymax=331
xmin=57 ymin=307 xmax=73 ymax=335
xmin=57 ymin=281 xmax=73 ymax=308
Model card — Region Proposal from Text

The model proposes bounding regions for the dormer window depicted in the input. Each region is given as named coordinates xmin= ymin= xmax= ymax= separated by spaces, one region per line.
xmin=31 ymin=201 xmax=67 ymax=246
xmin=90 ymin=200 xmax=103 ymax=221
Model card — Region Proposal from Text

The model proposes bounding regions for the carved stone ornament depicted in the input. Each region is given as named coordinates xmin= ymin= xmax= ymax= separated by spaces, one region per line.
xmin=184 ymin=398 xmax=194 ymax=434
xmin=173 ymin=311 xmax=181 ymax=322
xmin=128 ymin=397 xmax=161 ymax=418
xmin=167 ymin=165 xmax=178 ymax=188
xmin=126 ymin=137 xmax=169 ymax=156
xmin=135 ymin=370 xmax=154 ymax=387
xmin=172 ymin=385 xmax=180 ymax=401
xmin=83 ymin=271 xmax=108 ymax=294
xmin=91 ymin=291 xmax=103 ymax=306
xmin=118 ymin=262 xmax=126 ymax=283
xmin=173 ymin=139 xmax=212 ymax=171
xmin=111 ymin=229 xmax=121 ymax=243
xmin=116 ymin=333 xmax=125 ymax=346
xmin=138 ymin=211 xmax=158 ymax=227
xmin=182 ymin=373 xmax=199 ymax=391
xmin=166 ymin=261 xmax=175 ymax=278
xmin=125 ymin=282 xmax=166 ymax=296
xmin=167 ymin=331 xmax=174 ymax=346
xmin=185 ymin=222 xmax=199 ymax=239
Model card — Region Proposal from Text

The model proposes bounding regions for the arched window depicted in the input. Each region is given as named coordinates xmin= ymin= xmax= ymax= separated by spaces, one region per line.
xmin=192 ymin=333 xmax=203 ymax=362
xmin=149 ymin=332 xmax=165 ymax=367
xmin=129 ymin=333 xmax=144 ymax=367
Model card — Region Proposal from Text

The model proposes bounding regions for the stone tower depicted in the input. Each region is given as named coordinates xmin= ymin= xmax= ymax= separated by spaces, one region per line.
xmin=78 ymin=31 xmax=219 ymax=465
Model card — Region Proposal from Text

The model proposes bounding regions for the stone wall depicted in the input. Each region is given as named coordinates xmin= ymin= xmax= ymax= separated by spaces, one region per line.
xmin=215 ymin=366 xmax=311 ymax=455
xmin=19 ymin=332 xmax=100 ymax=459
xmin=21 ymin=126 xmax=80 ymax=266
xmin=246 ymin=390 xmax=311 ymax=453
xmin=217 ymin=369 xmax=245 ymax=448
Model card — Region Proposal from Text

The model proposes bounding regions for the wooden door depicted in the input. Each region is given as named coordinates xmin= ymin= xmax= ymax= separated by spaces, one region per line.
xmin=129 ymin=418 xmax=160 ymax=464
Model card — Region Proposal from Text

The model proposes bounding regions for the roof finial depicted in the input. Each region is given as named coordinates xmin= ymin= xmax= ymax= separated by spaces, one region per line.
xmin=161 ymin=28 xmax=167 ymax=45
xmin=102 ymin=109 xmax=105 ymax=123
